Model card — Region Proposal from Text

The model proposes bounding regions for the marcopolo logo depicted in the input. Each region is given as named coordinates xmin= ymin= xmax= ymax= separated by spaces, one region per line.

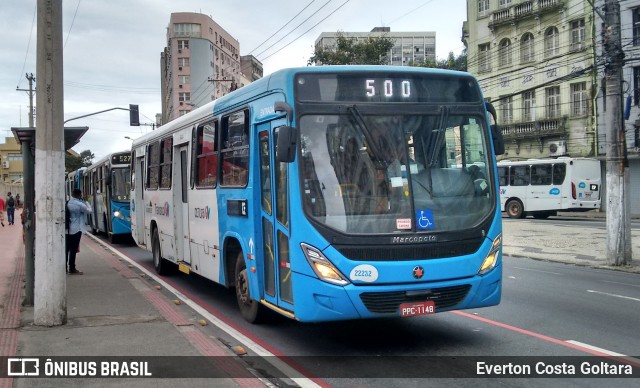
xmin=155 ymin=202 xmax=170 ymax=216
xmin=194 ymin=206 xmax=211 ymax=219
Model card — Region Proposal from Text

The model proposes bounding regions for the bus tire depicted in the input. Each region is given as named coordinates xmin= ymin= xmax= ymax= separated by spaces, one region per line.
xmin=235 ymin=252 xmax=263 ymax=323
xmin=152 ymin=228 xmax=169 ymax=275
xmin=506 ymin=199 xmax=525 ymax=219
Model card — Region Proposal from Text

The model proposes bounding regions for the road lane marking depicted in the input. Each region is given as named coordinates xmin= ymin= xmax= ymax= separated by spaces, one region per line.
xmin=86 ymin=234 xmax=323 ymax=388
xmin=453 ymin=311 xmax=640 ymax=368
xmin=512 ymin=266 xmax=562 ymax=275
xmin=601 ymin=280 xmax=640 ymax=288
xmin=586 ymin=289 xmax=640 ymax=302
xmin=565 ymin=341 xmax=625 ymax=356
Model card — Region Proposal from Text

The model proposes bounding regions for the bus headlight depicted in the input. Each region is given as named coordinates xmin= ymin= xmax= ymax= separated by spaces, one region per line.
xmin=301 ymin=243 xmax=350 ymax=286
xmin=478 ymin=234 xmax=501 ymax=275
xmin=113 ymin=211 xmax=124 ymax=220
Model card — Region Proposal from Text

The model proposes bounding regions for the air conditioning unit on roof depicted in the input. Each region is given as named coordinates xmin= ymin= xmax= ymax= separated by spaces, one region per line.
xmin=548 ymin=140 xmax=567 ymax=157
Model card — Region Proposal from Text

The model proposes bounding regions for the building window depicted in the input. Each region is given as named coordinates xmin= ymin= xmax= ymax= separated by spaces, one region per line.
xmin=634 ymin=8 xmax=640 ymax=46
xmin=570 ymin=19 xmax=585 ymax=51
xmin=177 ymin=40 xmax=189 ymax=49
xmin=479 ymin=43 xmax=491 ymax=72
xmin=178 ymin=92 xmax=190 ymax=102
xmin=499 ymin=96 xmax=513 ymax=124
xmin=571 ymin=82 xmax=587 ymax=116
xmin=545 ymin=27 xmax=560 ymax=58
xmin=520 ymin=33 xmax=535 ymax=63
xmin=499 ymin=39 xmax=512 ymax=67
xmin=478 ymin=0 xmax=489 ymax=17
xmin=179 ymin=75 xmax=190 ymax=84
xmin=522 ymin=91 xmax=536 ymax=122
xmin=178 ymin=57 xmax=190 ymax=67
xmin=174 ymin=23 xmax=201 ymax=37
xmin=499 ymin=0 xmax=512 ymax=8
xmin=546 ymin=86 xmax=561 ymax=118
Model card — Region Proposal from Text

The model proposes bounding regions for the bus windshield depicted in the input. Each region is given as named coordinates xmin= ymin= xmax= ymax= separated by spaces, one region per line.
xmin=111 ymin=167 xmax=131 ymax=202
xmin=300 ymin=110 xmax=494 ymax=234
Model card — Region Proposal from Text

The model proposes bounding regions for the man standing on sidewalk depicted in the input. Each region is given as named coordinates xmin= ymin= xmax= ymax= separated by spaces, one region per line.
xmin=6 ymin=192 xmax=15 ymax=225
xmin=66 ymin=188 xmax=92 ymax=275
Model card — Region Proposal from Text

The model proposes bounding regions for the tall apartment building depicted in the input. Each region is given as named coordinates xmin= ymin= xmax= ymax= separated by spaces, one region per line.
xmin=464 ymin=0 xmax=596 ymax=161
xmin=161 ymin=13 xmax=242 ymax=124
xmin=315 ymin=27 xmax=436 ymax=66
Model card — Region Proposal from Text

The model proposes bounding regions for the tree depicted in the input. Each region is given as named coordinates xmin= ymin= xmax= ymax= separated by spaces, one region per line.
xmin=65 ymin=149 xmax=94 ymax=172
xmin=415 ymin=50 xmax=467 ymax=71
xmin=308 ymin=32 xmax=395 ymax=66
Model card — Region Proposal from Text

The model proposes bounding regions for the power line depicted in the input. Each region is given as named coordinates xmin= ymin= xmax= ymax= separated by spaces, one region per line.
xmin=259 ymin=0 xmax=352 ymax=62
xmin=248 ymin=0 xmax=318 ymax=55
xmin=254 ymin=0 xmax=336 ymax=59
xmin=64 ymin=0 xmax=82 ymax=49
xmin=16 ymin=3 xmax=37 ymax=88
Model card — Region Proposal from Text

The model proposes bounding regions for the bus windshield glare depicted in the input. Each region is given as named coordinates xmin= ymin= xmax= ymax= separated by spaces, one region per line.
xmin=300 ymin=111 xmax=494 ymax=234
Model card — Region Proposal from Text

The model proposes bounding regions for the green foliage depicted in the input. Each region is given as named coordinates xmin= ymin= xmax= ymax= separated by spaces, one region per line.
xmin=65 ymin=149 xmax=94 ymax=173
xmin=308 ymin=32 xmax=395 ymax=66
xmin=414 ymin=50 xmax=467 ymax=71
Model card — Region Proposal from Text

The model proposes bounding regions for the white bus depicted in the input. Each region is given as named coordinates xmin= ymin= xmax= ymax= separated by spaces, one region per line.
xmin=498 ymin=157 xmax=601 ymax=219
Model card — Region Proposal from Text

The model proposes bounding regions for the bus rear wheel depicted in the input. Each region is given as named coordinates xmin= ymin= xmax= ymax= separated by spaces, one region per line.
xmin=152 ymin=228 xmax=170 ymax=275
xmin=506 ymin=199 xmax=525 ymax=219
xmin=235 ymin=252 xmax=263 ymax=323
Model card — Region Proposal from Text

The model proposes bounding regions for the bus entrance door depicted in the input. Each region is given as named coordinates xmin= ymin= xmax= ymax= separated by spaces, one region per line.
xmin=174 ymin=145 xmax=191 ymax=266
xmin=258 ymin=123 xmax=294 ymax=312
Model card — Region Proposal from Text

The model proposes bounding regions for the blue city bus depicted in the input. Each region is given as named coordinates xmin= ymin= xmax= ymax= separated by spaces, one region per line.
xmin=130 ymin=66 xmax=505 ymax=323
xmin=85 ymin=151 xmax=132 ymax=243
xmin=65 ymin=167 xmax=86 ymax=201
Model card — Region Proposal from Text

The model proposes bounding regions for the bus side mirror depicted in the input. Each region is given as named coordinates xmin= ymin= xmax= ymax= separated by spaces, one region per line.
xmin=485 ymin=101 xmax=505 ymax=155
xmin=276 ymin=126 xmax=297 ymax=163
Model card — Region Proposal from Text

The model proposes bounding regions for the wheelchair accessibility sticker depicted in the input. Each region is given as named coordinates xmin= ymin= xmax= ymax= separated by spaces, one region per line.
xmin=416 ymin=209 xmax=434 ymax=230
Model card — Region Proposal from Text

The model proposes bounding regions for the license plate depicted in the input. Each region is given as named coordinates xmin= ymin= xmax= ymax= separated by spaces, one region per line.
xmin=399 ymin=301 xmax=435 ymax=317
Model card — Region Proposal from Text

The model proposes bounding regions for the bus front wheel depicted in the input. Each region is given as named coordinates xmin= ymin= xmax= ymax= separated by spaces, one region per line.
xmin=506 ymin=199 xmax=525 ymax=219
xmin=235 ymin=252 xmax=263 ymax=323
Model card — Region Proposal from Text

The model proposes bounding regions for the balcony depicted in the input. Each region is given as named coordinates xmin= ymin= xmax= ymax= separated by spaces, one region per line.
xmin=501 ymin=116 xmax=568 ymax=140
xmin=488 ymin=0 xmax=565 ymax=29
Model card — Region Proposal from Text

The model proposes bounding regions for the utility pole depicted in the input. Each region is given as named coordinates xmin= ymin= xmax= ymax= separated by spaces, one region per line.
xmin=34 ymin=0 xmax=66 ymax=325
xmin=16 ymin=73 xmax=36 ymax=306
xmin=603 ymin=0 xmax=632 ymax=265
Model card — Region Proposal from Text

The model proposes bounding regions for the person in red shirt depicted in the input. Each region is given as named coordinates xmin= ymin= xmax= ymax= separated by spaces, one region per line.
xmin=0 ymin=196 xmax=5 ymax=227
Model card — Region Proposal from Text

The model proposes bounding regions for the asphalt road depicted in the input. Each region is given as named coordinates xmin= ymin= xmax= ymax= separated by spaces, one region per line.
xmin=105 ymin=231 xmax=639 ymax=387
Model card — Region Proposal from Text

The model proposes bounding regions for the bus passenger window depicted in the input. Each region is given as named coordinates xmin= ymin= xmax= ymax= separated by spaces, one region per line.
xmin=552 ymin=163 xmax=566 ymax=185
xmin=498 ymin=166 xmax=509 ymax=186
xmin=195 ymin=121 xmax=218 ymax=188
xmin=221 ymin=110 xmax=249 ymax=186
xmin=510 ymin=165 xmax=530 ymax=186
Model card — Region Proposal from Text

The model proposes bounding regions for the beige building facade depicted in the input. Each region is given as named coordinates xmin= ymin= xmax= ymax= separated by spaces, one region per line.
xmin=464 ymin=0 xmax=596 ymax=160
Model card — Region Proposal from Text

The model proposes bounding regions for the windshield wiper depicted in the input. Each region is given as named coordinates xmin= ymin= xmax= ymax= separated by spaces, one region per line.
xmin=346 ymin=105 xmax=387 ymax=170
xmin=428 ymin=106 xmax=449 ymax=167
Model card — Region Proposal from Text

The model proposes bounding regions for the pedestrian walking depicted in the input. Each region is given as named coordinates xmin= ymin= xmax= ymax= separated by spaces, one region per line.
xmin=15 ymin=193 xmax=20 ymax=208
xmin=6 ymin=192 xmax=15 ymax=225
xmin=66 ymin=188 xmax=92 ymax=275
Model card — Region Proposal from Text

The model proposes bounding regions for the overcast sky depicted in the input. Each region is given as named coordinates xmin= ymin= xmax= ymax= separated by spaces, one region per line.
xmin=1 ymin=0 xmax=467 ymax=161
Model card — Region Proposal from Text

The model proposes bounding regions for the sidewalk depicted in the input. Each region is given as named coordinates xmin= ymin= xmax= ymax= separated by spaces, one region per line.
xmin=0 ymin=214 xmax=266 ymax=387
xmin=502 ymin=214 xmax=640 ymax=273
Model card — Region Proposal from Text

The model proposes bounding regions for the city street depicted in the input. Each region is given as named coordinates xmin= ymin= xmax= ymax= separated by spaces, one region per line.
xmin=96 ymin=216 xmax=640 ymax=387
